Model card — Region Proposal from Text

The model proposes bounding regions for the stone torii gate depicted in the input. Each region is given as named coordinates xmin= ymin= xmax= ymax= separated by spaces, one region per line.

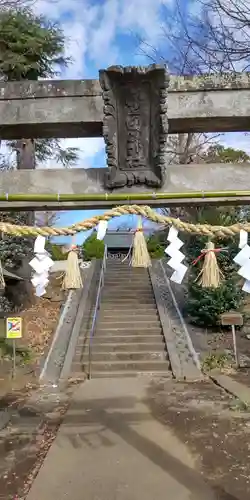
xmin=0 ymin=64 xmax=250 ymax=212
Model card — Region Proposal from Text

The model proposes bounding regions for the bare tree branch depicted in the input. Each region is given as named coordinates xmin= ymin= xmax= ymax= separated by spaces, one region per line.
xmin=0 ymin=0 xmax=58 ymax=9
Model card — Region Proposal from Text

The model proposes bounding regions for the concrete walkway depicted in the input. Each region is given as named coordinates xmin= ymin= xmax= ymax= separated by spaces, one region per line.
xmin=27 ymin=377 xmax=217 ymax=500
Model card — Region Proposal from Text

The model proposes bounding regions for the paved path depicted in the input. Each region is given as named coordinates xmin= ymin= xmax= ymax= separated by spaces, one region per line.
xmin=27 ymin=377 xmax=217 ymax=500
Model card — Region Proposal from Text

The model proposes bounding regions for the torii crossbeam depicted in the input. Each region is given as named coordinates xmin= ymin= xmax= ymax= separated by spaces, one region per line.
xmin=1 ymin=64 xmax=250 ymax=211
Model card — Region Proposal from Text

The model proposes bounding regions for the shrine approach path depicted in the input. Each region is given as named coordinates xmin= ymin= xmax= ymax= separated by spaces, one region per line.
xmin=26 ymin=376 xmax=218 ymax=500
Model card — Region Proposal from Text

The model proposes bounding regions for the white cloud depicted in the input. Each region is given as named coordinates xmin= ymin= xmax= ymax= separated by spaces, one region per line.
xmin=32 ymin=0 xmax=174 ymax=168
xmin=36 ymin=0 xmax=173 ymax=76
xmin=3 ymin=0 xmax=250 ymax=171
xmin=36 ymin=0 xmax=100 ymax=77
xmin=119 ymin=0 xmax=165 ymax=43
xmin=89 ymin=0 xmax=120 ymax=68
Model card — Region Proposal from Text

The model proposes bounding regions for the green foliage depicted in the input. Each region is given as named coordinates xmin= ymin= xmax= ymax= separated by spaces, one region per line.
xmin=185 ymin=206 xmax=244 ymax=328
xmin=46 ymin=243 xmax=68 ymax=261
xmin=7 ymin=138 xmax=79 ymax=168
xmin=0 ymin=9 xmax=79 ymax=167
xmin=0 ymin=9 xmax=78 ymax=274
xmin=186 ymin=279 xmax=243 ymax=327
xmin=203 ymin=144 xmax=250 ymax=164
xmin=82 ymin=232 xmax=104 ymax=261
xmin=0 ymin=295 xmax=14 ymax=314
xmin=202 ymin=352 xmax=233 ymax=372
xmin=0 ymin=212 xmax=32 ymax=269
xmin=147 ymin=234 xmax=165 ymax=259
xmin=0 ymin=8 xmax=70 ymax=80
xmin=229 ymin=399 xmax=250 ymax=412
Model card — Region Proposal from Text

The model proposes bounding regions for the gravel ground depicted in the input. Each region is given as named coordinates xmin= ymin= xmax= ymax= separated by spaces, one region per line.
xmin=0 ymin=381 xmax=81 ymax=500
xmin=147 ymin=378 xmax=250 ymax=500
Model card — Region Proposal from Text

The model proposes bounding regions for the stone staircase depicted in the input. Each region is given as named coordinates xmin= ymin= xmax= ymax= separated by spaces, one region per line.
xmin=78 ymin=260 xmax=170 ymax=378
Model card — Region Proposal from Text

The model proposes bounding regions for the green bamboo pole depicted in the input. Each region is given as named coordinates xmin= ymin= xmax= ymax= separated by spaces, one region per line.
xmin=1 ymin=190 xmax=250 ymax=202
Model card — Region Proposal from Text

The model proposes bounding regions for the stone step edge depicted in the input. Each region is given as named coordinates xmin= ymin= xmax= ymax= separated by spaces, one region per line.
xmin=94 ymin=327 xmax=162 ymax=332
xmin=98 ymin=303 xmax=157 ymax=313
xmin=82 ymin=342 xmax=165 ymax=347
xmin=95 ymin=321 xmax=161 ymax=325
xmin=72 ymin=371 xmax=171 ymax=378
xmin=83 ymin=332 xmax=163 ymax=336
xmin=81 ymin=350 xmax=167 ymax=356
xmin=97 ymin=313 xmax=158 ymax=317
xmin=83 ymin=360 xmax=169 ymax=366
xmin=78 ymin=343 xmax=166 ymax=354
xmin=77 ymin=337 xmax=165 ymax=343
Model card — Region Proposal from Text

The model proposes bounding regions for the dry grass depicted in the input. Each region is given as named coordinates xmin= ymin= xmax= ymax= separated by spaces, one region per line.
xmin=21 ymin=297 xmax=62 ymax=359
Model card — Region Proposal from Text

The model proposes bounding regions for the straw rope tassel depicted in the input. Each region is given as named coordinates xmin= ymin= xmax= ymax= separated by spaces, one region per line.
xmin=131 ymin=217 xmax=151 ymax=268
xmin=62 ymin=237 xmax=83 ymax=290
xmin=197 ymin=241 xmax=223 ymax=288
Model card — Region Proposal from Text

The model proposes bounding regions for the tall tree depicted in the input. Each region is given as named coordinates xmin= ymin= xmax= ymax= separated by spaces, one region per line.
xmin=0 ymin=8 xmax=78 ymax=272
xmin=202 ymin=144 xmax=250 ymax=164
xmin=0 ymin=0 xmax=38 ymax=9
xmin=137 ymin=0 xmax=250 ymax=216
xmin=0 ymin=8 xmax=78 ymax=169
xmin=137 ymin=3 xmax=223 ymax=173
xmin=148 ymin=0 xmax=250 ymax=74
xmin=189 ymin=0 xmax=250 ymax=72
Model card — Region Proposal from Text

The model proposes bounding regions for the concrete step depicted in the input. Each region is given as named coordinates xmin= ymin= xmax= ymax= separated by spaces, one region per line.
xmin=103 ymin=286 xmax=153 ymax=291
xmin=82 ymin=351 xmax=167 ymax=362
xmin=81 ymin=314 xmax=160 ymax=326
xmin=106 ymin=264 xmax=148 ymax=268
xmin=98 ymin=312 xmax=159 ymax=320
xmin=106 ymin=268 xmax=149 ymax=271
xmin=96 ymin=319 xmax=160 ymax=327
xmin=95 ymin=325 xmax=161 ymax=333
xmin=103 ymin=285 xmax=152 ymax=289
xmin=82 ymin=360 xmax=170 ymax=372
xmin=83 ymin=335 xmax=166 ymax=344
xmin=100 ymin=306 xmax=157 ymax=312
xmin=100 ymin=304 xmax=157 ymax=311
xmin=82 ymin=326 xmax=163 ymax=336
xmin=104 ymin=276 xmax=150 ymax=281
xmin=105 ymin=273 xmax=149 ymax=277
xmin=101 ymin=299 xmax=156 ymax=305
xmin=105 ymin=283 xmax=150 ymax=286
xmin=105 ymin=276 xmax=150 ymax=281
xmin=106 ymin=262 xmax=133 ymax=265
xmin=102 ymin=291 xmax=153 ymax=297
xmin=103 ymin=293 xmax=153 ymax=299
xmin=103 ymin=283 xmax=152 ymax=294
xmin=102 ymin=298 xmax=154 ymax=303
xmin=86 ymin=311 xmax=159 ymax=324
xmin=95 ymin=328 xmax=163 ymax=335
xmin=73 ymin=370 xmax=171 ymax=379
xmin=78 ymin=342 xmax=165 ymax=353
xmin=105 ymin=272 xmax=150 ymax=277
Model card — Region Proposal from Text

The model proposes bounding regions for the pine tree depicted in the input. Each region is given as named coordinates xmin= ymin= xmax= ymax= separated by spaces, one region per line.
xmin=0 ymin=9 xmax=79 ymax=271
xmin=0 ymin=8 xmax=79 ymax=168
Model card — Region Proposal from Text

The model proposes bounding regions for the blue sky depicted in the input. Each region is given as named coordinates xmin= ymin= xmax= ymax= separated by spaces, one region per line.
xmin=33 ymin=0 xmax=250 ymax=244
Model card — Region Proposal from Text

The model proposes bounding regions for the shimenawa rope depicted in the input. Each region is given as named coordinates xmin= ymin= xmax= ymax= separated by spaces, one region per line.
xmin=0 ymin=205 xmax=249 ymax=239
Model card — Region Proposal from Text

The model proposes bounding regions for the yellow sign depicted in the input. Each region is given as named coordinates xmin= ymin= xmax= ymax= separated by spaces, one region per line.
xmin=6 ymin=317 xmax=22 ymax=339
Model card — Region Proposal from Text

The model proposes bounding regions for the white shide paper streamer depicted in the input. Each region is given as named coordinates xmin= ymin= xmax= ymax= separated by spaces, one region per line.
xmin=29 ymin=236 xmax=54 ymax=297
xmin=97 ymin=220 xmax=108 ymax=241
xmin=233 ymin=230 xmax=250 ymax=293
xmin=165 ymin=227 xmax=188 ymax=284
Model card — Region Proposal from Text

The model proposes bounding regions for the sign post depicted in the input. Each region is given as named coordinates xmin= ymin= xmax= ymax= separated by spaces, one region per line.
xmin=220 ymin=312 xmax=243 ymax=368
xmin=6 ymin=317 xmax=22 ymax=378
